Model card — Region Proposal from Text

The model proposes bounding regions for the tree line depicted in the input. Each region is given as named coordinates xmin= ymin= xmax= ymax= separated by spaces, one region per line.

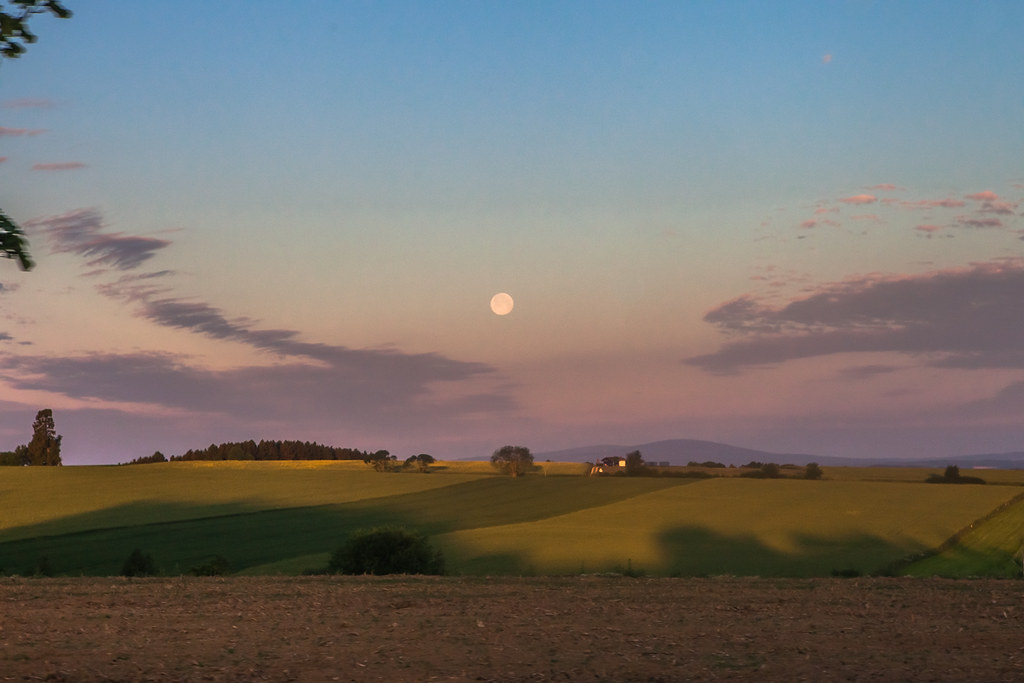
xmin=124 ymin=440 xmax=373 ymax=464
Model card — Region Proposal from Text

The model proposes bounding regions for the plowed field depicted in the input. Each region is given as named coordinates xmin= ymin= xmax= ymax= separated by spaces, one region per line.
xmin=2 ymin=576 xmax=1022 ymax=681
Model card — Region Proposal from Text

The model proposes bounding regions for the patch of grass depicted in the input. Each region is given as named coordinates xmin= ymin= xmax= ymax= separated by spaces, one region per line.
xmin=901 ymin=492 xmax=1024 ymax=577
xmin=0 ymin=474 xmax=687 ymax=575
xmin=436 ymin=478 xmax=1022 ymax=576
xmin=2 ymin=464 xmax=1022 ymax=578
xmin=0 ymin=462 xmax=488 ymax=542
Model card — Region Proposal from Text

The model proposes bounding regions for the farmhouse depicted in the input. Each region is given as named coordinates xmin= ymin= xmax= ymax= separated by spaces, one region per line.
xmin=589 ymin=456 xmax=626 ymax=475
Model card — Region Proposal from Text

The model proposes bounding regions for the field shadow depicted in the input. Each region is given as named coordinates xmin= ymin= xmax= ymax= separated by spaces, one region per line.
xmin=655 ymin=525 xmax=922 ymax=578
xmin=0 ymin=476 xmax=691 ymax=576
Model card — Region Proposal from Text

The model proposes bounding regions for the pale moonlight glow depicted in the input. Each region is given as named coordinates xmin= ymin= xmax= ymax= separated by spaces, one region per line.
xmin=490 ymin=292 xmax=514 ymax=316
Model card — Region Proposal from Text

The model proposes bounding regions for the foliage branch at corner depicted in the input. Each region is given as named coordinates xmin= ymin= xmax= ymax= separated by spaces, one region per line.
xmin=490 ymin=445 xmax=534 ymax=478
xmin=0 ymin=1 xmax=74 ymax=271
xmin=0 ymin=0 xmax=71 ymax=59
xmin=0 ymin=209 xmax=33 ymax=270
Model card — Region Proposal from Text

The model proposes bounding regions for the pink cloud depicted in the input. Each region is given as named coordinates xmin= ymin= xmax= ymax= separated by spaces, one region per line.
xmin=2 ymin=97 xmax=56 ymax=109
xmin=839 ymin=194 xmax=877 ymax=205
xmin=886 ymin=198 xmax=966 ymax=209
xmin=0 ymin=126 xmax=46 ymax=137
xmin=957 ymin=216 xmax=1004 ymax=229
xmin=799 ymin=219 xmax=818 ymax=229
xmin=32 ymin=162 xmax=88 ymax=171
xmin=850 ymin=214 xmax=882 ymax=222
xmin=813 ymin=206 xmax=839 ymax=215
xmin=978 ymin=201 xmax=1017 ymax=215
xmin=686 ymin=260 xmax=1024 ymax=372
xmin=866 ymin=184 xmax=903 ymax=191
xmin=0 ymin=156 xmax=6 ymax=164
xmin=914 ymin=225 xmax=945 ymax=239
xmin=966 ymin=190 xmax=999 ymax=202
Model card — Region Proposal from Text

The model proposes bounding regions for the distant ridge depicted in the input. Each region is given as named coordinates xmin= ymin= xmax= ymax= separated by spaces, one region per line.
xmin=535 ymin=439 xmax=820 ymax=467
xmin=535 ymin=439 xmax=1024 ymax=469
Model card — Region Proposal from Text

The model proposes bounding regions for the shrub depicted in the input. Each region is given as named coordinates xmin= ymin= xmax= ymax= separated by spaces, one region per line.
xmin=188 ymin=555 xmax=232 ymax=576
xmin=925 ymin=464 xmax=986 ymax=485
xmin=804 ymin=462 xmax=823 ymax=480
xmin=327 ymin=526 xmax=445 ymax=575
xmin=120 ymin=548 xmax=158 ymax=577
xmin=740 ymin=462 xmax=782 ymax=479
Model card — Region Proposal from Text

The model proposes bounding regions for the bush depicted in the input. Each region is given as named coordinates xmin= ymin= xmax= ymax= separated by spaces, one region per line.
xmin=188 ymin=555 xmax=232 ymax=576
xmin=327 ymin=526 xmax=445 ymax=575
xmin=740 ymin=462 xmax=782 ymax=479
xmin=804 ymin=462 xmax=823 ymax=480
xmin=925 ymin=464 xmax=986 ymax=485
xmin=121 ymin=548 xmax=158 ymax=577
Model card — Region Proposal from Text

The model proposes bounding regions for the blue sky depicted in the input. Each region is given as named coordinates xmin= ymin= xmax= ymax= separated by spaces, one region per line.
xmin=1 ymin=1 xmax=1023 ymax=464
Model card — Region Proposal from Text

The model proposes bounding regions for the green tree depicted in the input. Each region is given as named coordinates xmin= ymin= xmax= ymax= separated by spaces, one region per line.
xmin=327 ymin=527 xmax=444 ymax=575
xmin=624 ymin=450 xmax=646 ymax=476
xmin=490 ymin=445 xmax=534 ymax=478
xmin=1 ymin=2 xmax=73 ymax=271
xmin=404 ymin=453 xmax=435 ymax=473
xmin=804 ymin=462 xmax=823 ymax=480
xmin=363 ymin=449 xmax=396 ymax=472
xmin=26 ymin=408 xmax=61 ymax=465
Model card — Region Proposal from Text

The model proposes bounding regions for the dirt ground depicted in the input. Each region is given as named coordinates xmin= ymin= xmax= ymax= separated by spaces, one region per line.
xmin=1 ymin=575 xmax=1022 ymax=682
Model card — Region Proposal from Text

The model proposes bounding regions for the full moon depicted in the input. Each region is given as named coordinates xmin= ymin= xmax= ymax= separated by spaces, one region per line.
xmin=490 ymin=292 xmax=514 ymax=316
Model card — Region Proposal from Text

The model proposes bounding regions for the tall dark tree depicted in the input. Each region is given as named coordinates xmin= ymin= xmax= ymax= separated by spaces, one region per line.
xmin=0 ymin=1 xmax=73 ymax=271
xmin=624 ymin=450 xmax=646 ymax=476
xmin=26 ymin=408 xmax=61 ymax=465
xmin=490 ymin=445 xmax=534 ymax=478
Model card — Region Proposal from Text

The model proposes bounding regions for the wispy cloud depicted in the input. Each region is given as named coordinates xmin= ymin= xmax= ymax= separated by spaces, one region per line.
xmin=27 ymin=208 xmax=171 ymax=270
xmin=838 ymin=194 xmax=877 ymax=205
xmin=686 ymin=260 xmax=1024 ymax=372
xmin=865 ymin=184 xmax=903 ymax=192
xmin=0 ymin=348 xmax=512 ymax=439
xmin=0 ymin=126 xmax=45 ymax=136
xmin=957 ymin=217 xmax=1003 ymax=229
xmin=9 ymin=207 xmax=515 ymax=441
xmin=881 ymin=198 xmax=966 ymax=209
xmin=32 ymin=162 xmax=87 ymax=171
xmin=2 ymin=97 xmax=56 ymax=108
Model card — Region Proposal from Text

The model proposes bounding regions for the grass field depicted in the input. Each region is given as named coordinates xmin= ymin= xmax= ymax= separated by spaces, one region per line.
xmin=0 ymin=461 xmax=1021 ymax=578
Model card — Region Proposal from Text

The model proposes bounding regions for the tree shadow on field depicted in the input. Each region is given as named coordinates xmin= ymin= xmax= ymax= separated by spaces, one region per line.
xmin=656 ymin=526 xmax=922 ymax=578
xmin=0 ymin=477 xmax=689 ymax=576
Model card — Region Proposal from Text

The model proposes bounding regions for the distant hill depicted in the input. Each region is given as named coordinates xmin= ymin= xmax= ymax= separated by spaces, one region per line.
xmin=535 ymin=439 xmax=1024 ymax=470
xmin=535 ymin=439 xmax=821 ymax=467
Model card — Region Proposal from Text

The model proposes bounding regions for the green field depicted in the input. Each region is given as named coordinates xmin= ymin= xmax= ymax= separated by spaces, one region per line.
xmin=0 ymin=462 xmax=1021 ymax=578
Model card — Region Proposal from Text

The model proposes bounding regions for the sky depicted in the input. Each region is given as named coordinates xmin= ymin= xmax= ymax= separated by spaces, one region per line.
xmin=1 ymin=1 xmax=1023 ymax=465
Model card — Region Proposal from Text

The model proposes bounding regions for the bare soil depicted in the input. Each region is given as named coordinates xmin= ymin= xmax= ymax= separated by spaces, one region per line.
xmin=1 ymin=575 xmax=1022 ymax=682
